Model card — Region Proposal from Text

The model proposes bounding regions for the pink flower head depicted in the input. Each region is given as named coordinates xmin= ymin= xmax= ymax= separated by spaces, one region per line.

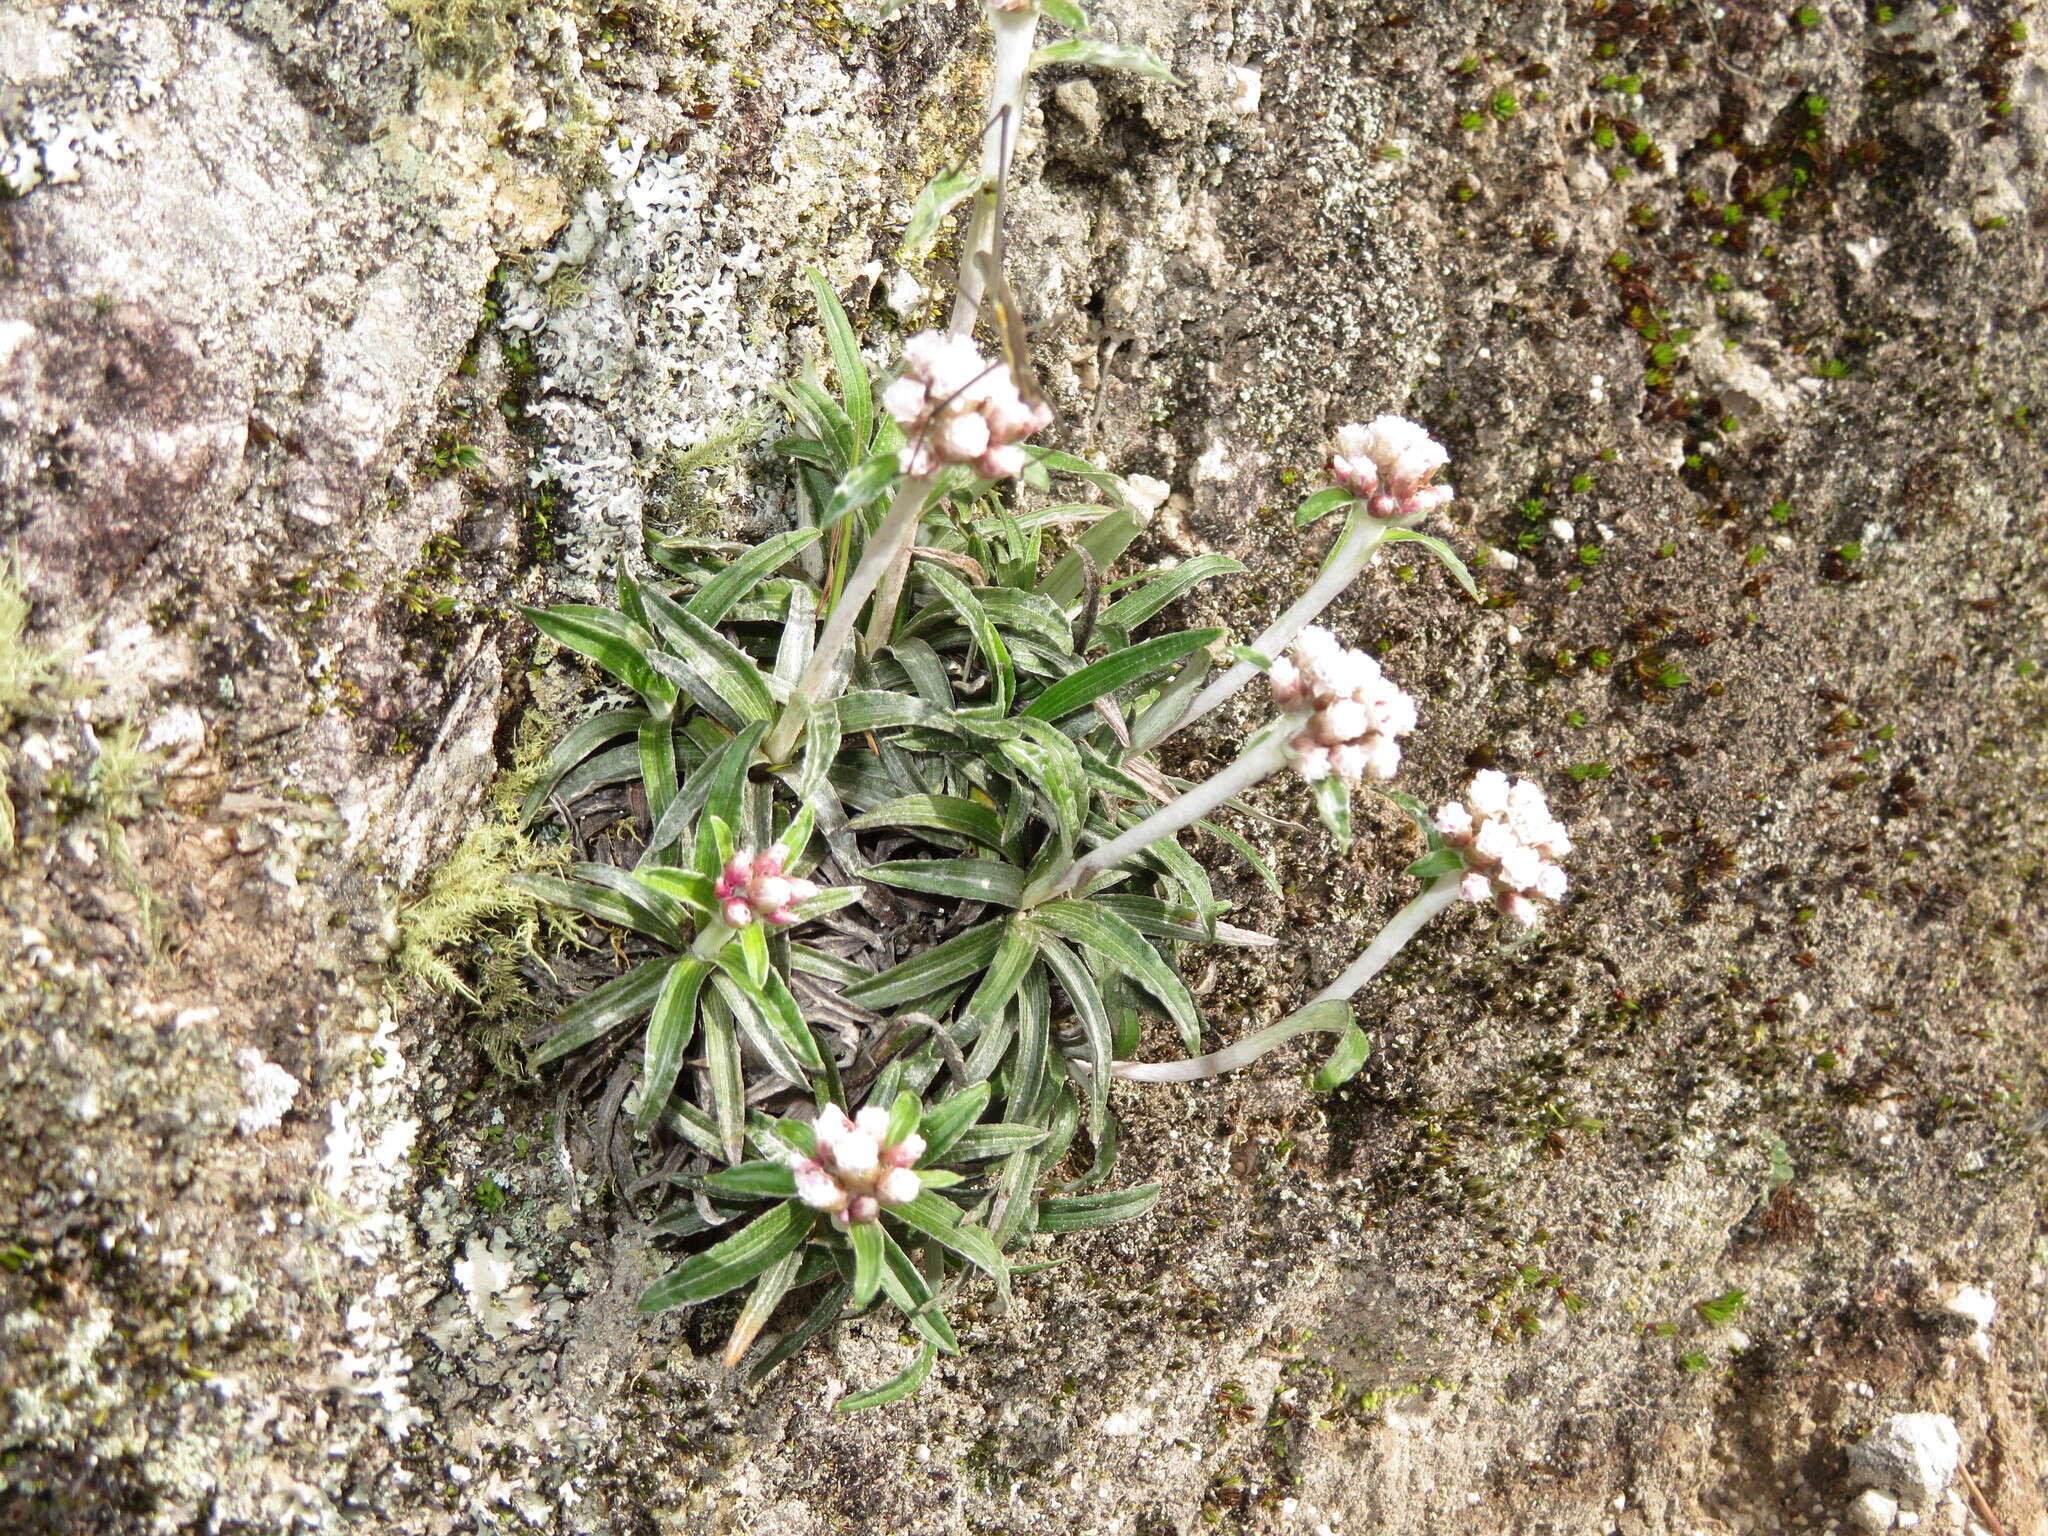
xmin=715 ymin=846 xmax=821 ymax=929
xmin=789 ymin=1101 xmax=928 ymax=1227
xmin=1434 ymin=772 xmax=1571 ymax=926
xmin=1281 ymin=626 xmax=1417 ymax=787
xmin=1328 ymin=416 xmax=1453 ymax=520
xmin=888 ymin=329 xmax=1051 ymax=482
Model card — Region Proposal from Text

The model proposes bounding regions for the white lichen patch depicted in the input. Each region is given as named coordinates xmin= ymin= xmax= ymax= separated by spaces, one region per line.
xmin=234 ymin=1046 xmax=299 ymax=1136
xmin=504 ymin=39 xmax=897 ymax=590
xmin=452 ymin=1227 xmax=542 ymax=1340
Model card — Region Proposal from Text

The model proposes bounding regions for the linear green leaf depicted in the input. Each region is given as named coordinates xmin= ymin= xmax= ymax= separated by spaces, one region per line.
xmin=848 ymin=1217 xmax=885 ymax=1308
xmin=531 ymin=956 xmax=673 ymax=1066
xmin=820 ymin=454 xmax=902 ymax=532
xmin=1031 ymin=900 xmax=1203 ymax=1055
xmin=877 ymin=1229 xmax=960 ymax=1356
xmin=918 ymin=1081 xmax=992 ymax=1163
xmin=996 ymin=718 xmax=1085 ymax=850
xmin=642 ymin=591 xmax=776 ymax=724
xmin=638 ymin=1200 xmax=815 ymax=1312
xmin=703 ymin=993 xmax=747 ymax=1162
xmin=1032 ymin=37 xmax=1182 ymax=83
xmin=834 ymin=1341 xmax=936 ymax=1412
xmin=518 ymin=708 xmax=647 ymax=826
xmin=847 ymin=795 xmax=1009 ymax=854
xmin=1034 ymin=1184 xmax=1160 ymax=1233
xmin=843 ymin=922 xmax=1006 ymax=1010
xmin=525 ymin=605 xmax=676 ymax=716
xmin=1037 ymin=936 xmax=1112 ymax=1139
xmin=865 ymin=858 xmax=1027 ymax=907
xmin=1023 ymin=628 xmax=1221 ymax=723
xmin=1310 ymin=1022 xmax=1372 ymax=1091
xmin=635 ymin=958 xmax=711 ymax=1133
xmin=1293 ymin=487 xmax=1354 ymax=528
xmin=686 ymin=527 xmax=824 ymax=625
xmin=806 ymin=268 xmax=872 ymax=443
xmin=1095 ymin=556 xmax=1245 ymax=638
xmin=1382 ymin=526 xmax=1480 ymax=599
xmin=920 ymin=565 xmax=1013 ymax=714
xmin=946 ymin=1123 xmax=1051 ymax=1159
xmin=886 ymin=1193 xmax=1010 ymax=1304
xmin=714 ymin=966 xmax=825 ymax=1080
xmin=701 ymin=1160 xmax=800 ymax=1200
xmin=749 ymin=1279 xmax=850 ymax=1385
xmin=898 ymin=164 xmax=983 ymax=263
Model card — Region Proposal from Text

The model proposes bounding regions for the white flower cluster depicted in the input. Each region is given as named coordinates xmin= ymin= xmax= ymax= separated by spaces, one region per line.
xmin=1269 ymin=625 xmax=1418 ymax=784
xmin=882 ymin=330 xmax=1053 ymax=480
xmin=1328 ymin=415 xmax=1455 ymax=520
xmin=1434 ymin=770 xmax=1571 ymax=926
xmin=788 ymin=1104 xmax=924 ymax=1228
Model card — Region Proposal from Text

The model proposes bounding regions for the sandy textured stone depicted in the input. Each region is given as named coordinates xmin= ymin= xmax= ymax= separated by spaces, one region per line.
xmin=3 ymin=0 xmax=2045 ymax=1533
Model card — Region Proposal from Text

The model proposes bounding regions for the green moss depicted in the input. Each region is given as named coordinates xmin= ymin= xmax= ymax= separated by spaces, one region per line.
xmin=393 ymin=715 xmax=578 ymax=1047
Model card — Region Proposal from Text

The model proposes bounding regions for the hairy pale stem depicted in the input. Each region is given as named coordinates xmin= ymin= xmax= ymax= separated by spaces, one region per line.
xmin=1109 ymin=875 xmax=1461 ymax=1082
xmin=1309 ymin=873 xmax=1462 ymax=1003
xmin=948 ymin=6 xmax=1040 ymax=338
xmin=1166 ymin=515 xmax=1391 ymax=742
xmin=1030 ymin=714 xmax=1303 ymax=904
xmin=766 ymin=475 xmax=934 ymax=762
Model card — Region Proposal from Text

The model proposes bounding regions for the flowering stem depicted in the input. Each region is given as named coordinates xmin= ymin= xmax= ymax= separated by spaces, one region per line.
xmin=767 ymin=474 xmax=935 ymax=763
xmin=1309 ymin=873 xmax=1462 ymax=1004
xmin=691 ymin=916 xmax=736 ymax=962
xmin=948 ymin=5 xmax=1040 ymax=338
xmin=1156 ymin=514 xmax=1391 ymax=746
xmin=1026 ymin=713 xmax=1303 ymax=905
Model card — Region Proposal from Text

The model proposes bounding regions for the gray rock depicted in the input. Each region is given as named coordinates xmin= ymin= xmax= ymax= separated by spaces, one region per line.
xmin=1849 ymin=1413 xmax=1963 ymax=1511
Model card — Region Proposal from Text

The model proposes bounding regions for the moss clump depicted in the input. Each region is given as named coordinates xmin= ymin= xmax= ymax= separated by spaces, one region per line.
xmin=385 ymin=0 xmax=530 ymax=76
xmin=0 ymin=559 xmax=72 ymax=860
xmin=392 ymin=713 xmax=579 ymax=1071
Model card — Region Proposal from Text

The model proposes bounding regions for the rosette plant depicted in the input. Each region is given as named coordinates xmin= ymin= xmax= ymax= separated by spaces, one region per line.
xmin=501 ymin=0 xmax=1575 ymax=1409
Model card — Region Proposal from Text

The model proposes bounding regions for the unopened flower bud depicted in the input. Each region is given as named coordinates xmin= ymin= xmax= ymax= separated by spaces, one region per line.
xmin=879 ymin=1167 xmax=921 ymax=1206
xmin=883 ymin=1131 xmax=925 ymax=1168
xmin=1327 ymin=415 xmax=1453 ymax=520
xmin=881 ymin=376 xmax=928 ymax=425
xmin=939 ymin=409 xmax=992 ymax=461
xmin=833 ymin=1131 xmax=880 ymax=1175
xmin=792 ymin=1158 xmax=848 ymax=1212
xmin=722 ymin=898 xmax=754 ymax=927
xmin=854 ymin=1106 xmax=892 ymax=1140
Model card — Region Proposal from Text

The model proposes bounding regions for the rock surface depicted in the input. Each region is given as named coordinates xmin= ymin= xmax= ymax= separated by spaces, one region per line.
xmin=3 ymin=0 xmax=2046 ymax=1533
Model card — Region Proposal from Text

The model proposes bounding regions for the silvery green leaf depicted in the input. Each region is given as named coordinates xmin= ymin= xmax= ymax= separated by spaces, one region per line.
xmin=833 ymin=1341 xmax=936 ymax=1412
xmin=630 ymin=966 xmax=712 ymax=1138
xmin=844 ymin=922 xmax=1007 ymax=1010
xmin=1381 ymin=525 xmax=1479 ymax=599
xmin=1023 ymin=629 xmax=1221 ymax=724
xmin=1032 ymin=37 xmax=1183 ymax=84
xmin=1313 ymin=775 xmax=1352 ymax=853
xmin=1033 ymin=1184 xmax=1160 ymax=1233
xmin=1095 ymin=556 xmax=1245 ymax=641
xmin=531 ymin=956 xmax=673 ymax=1067
xmin=686 ymin=528 xmax=824 ymax=625
xmin=865 ymin=858 xmax=1027 ymax=907
xmin=518 ymin=708 xmax=646 ymax=826
xmin=898 ymin=163 xmax=983 ymax=263
xmin=525 ymin=604 xmax=677 ymax=719
xmin=1032 ymin=900 xmax=1203 ymax=1054
xmin=918 ymin=1081 xmax=992 ymax=1163
xmin=806 ymin=268 xmax=872 ymax=443
xmin=847 ymin=795 xmax=1010 ymax=854
xmin=638 ymin=1200 xmax=814 ymax=1312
